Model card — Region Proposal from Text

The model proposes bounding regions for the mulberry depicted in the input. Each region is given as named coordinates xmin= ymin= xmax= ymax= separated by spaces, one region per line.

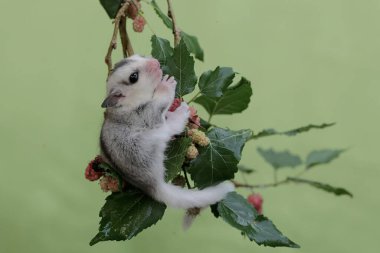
xmin=186 ymin=144 xmax=199 ymax=159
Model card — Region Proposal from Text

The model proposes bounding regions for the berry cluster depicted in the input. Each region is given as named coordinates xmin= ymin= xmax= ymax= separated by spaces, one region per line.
xmin=84 ymin=156 xmax=125 ymax=193
xmin=168 ymin=98 xmax=210 ymax=160
xmin=126 ymin=0 xmax=146 ymax=33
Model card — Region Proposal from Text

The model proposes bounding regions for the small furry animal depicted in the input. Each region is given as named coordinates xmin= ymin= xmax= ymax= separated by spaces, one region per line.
xmin=100 ymin=55 xmax=234 ymax=210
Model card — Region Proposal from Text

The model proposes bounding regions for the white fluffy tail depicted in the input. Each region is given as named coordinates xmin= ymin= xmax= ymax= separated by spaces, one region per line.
xmin=153 ymin=181 xmax=234 ymax=209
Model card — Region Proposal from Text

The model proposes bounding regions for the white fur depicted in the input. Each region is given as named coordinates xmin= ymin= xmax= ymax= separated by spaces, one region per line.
xmin=154 ymin=181 xmax=235 ymax=209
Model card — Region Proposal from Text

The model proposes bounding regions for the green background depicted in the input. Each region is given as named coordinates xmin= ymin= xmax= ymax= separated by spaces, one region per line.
xmin=1 ymin=0 xmax=379 ymax=252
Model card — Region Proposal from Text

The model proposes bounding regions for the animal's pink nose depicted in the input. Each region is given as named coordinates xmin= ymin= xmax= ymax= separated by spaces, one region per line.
xmin=146 ymin=59 xmax=161 ymax=72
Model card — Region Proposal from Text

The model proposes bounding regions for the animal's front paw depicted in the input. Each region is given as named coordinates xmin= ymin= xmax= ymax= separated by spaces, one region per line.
xmin=175 ymin=102 xmax=190 ymax=119
xmin=154 ymin=75 xmax=176 ymax=100
xmin=160 ymin=75 xmax=177 ymax=91
xmin=166 ymin=102 xmax=190 ymax=134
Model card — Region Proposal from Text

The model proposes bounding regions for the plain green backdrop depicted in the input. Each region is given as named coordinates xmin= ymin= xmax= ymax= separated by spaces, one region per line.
xmin=1 ymin=0 xmax=379 ymax=252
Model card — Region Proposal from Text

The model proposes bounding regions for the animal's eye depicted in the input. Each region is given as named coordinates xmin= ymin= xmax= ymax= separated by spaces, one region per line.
xmin=129 ymin=72 xmax=139 ymax=84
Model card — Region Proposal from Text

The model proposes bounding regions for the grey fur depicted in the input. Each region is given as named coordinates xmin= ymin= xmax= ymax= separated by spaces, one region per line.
xmin=100 ymin=100 xmax=169 ymax=196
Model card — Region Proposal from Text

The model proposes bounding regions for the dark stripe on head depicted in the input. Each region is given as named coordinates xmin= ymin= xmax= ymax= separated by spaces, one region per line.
xmin=112 ymin=59 xmax=134 ymax=74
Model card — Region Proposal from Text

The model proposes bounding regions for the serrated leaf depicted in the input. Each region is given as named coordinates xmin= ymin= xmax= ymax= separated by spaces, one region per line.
xmin=251 ymin=216 xmax=300 ymax=248
xmin=163 ymin=39 xmax=197 ymax=97
xmin=151 ymin=35 xmax=173 ymax=66
xmin=188 ymin=128 xmax=251 ymax=188
xmin=181 ymin=31 xmax=204 ymax=61
xmin=251 ymin=123 xmax=335 ymax=140
xmin=213 ymin=128 xmax=252 ymax=160
xmin=90 ymin=190 xmax=166 ymax=245
xmin=198 ymin=67 xmax=235 ymax=97
xmin=99 ymin=0 xmax=123 ymax=19
xmin=164 ymin=137 xmax=192 ymax=181
xmin=195 ymin=77 xmax=252 ymax=116
xmin=218 ymin=192 xmax=299 ymax=248
xmin=287 ymin=177 xmax=353 ymax=197
xmin=150 ymin=0 xmax=173 ymax=29
xmin=257 ymin=148 xmax=302 ymax=170
xmin=306 ymin=149 xmax=345 ymax=169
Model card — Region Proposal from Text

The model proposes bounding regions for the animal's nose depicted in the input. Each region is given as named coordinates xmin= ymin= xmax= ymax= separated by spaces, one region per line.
xmin=146 ymin=59 xmax=161 ymax=72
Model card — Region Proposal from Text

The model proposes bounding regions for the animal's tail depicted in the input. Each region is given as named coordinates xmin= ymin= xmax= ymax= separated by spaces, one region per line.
xmin=153 ymin=181 xmax=234 ymax=209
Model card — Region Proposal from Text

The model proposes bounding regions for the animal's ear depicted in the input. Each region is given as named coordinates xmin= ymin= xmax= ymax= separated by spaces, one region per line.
xmin=101 ymin=90 xmax=124 ymax=108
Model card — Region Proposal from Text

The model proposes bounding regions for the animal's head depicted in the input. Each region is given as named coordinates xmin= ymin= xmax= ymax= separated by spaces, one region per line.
xmin=101 ymin=55 xmax=163 ymax=110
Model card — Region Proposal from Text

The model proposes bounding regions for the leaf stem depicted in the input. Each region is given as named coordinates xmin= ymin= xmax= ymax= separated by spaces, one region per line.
xmin=187 ymin=90 xmax=201 ymax=104
xmin=207 ymin=114 xmax=213 ymax=124
xmin=273 ymin=170 xmax=278 ymax=184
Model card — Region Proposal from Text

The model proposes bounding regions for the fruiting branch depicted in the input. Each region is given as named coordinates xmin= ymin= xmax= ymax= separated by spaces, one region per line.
xmin=166 ymin=0 xmax=181 ymax=46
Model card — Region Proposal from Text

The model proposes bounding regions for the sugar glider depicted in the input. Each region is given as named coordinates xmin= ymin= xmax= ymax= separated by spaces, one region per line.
xmin=100 ymin=55 xmax=234 ymax=209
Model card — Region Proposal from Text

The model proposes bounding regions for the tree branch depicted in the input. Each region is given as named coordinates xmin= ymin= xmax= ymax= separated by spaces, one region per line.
xmin=119 ymin=16 xmax=134 ymax=58
xmin=105 ymin=1 xmax=131 ymax=76
xmin=166 ymin=0 xmax=181 ymax=46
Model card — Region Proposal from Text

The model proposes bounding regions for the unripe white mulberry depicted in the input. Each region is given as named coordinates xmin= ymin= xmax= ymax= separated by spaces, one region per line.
xmin=186 ymin=144 xmax=199 ymax=159
xmin=189 ymin=129 xmax=210 ymax=147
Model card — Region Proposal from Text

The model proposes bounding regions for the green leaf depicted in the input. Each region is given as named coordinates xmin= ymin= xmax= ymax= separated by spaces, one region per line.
xmin=199 ymin=118 xmax=212 ymax=130
xmin=164 ymin=137 xmax=192 ymax=181
xmin=151 ymin=35 xmax=173 ymax=66
xmin=90 ymin=190 xmax=166 ymax=245
xmin=306 ymin=149 xmax=345 ymax=169
xmin=149 ymin=1 xmax=204 ymax=61
xmin=99 ymin=0 xmax=123 ymax=19
xmin=195 ymin=77 xmax=252 ymax=116
xmin=181 ymin=31 xmax=204 ymax=61
xmin=150 ymin=0 xmax=173 ymax=29
xmin=218 ymin=192 xmax=299 ymax=248
xmin=238 ymin=165 xmax=256 ymax=174
xmin=198 ymin=67 xmax=235 ymax=97
xmin=257 ymin=148 xmax=302 ymax=170
xmin=188 ymin=128 xmax=251 ymax=188
xmin=251 ymin=123 xmax=335 ymax=140
xmin=287 ymin=177 xmax=353 ymax=197
xmin=213 ymin=128 xmax=252 ymax=160
xmin=163 ymin=39 xmax=197 ymax=97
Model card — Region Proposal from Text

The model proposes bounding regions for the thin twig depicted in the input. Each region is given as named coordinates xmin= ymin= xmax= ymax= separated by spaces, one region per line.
xmin=105 ymin=1 xmax=131 ymax=76
xmin=233 ymin=169 xmax=309 ymax=189
xmin=119 ymin=15 xmax=134 ymax=57
xmin=182 ymin=167 xmax=192 ymax=189
xmin=166 ymin=0 xmax=181 ymax=46
xmin=232 ymin=179 xmax=289 ymax=189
